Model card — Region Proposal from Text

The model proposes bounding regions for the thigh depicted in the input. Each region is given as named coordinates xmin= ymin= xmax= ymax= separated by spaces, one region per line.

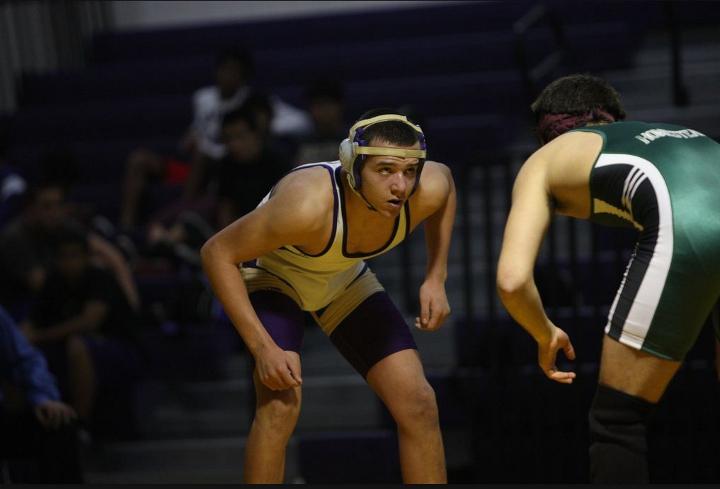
xmin=598 ymin=335 xmax=681 ymax=403
xmin=328 ymin=291 xmax=417 ymax=378
xmin=365 ymin=348 xmax=429 ymax=404
xmin=250 ymin=290 xmax=306 ymax=353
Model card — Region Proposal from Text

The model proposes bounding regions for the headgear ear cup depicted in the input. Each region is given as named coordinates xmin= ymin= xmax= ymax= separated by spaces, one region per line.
xmin=338 ymin=137 xmax=356 ymax=187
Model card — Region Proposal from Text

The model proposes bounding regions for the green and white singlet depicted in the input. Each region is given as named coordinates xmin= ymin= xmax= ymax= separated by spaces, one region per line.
xmin=575 ymin=121 xmax=720 ymax=360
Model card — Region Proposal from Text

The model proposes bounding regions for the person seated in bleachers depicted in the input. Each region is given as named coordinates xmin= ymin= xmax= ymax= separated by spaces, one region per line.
xmin=20 ymin=226 xmax=144 ymax=437
xmin=118 ymin=46 xmax=312 ymax=232
xmin=0 ymin=180 xmax=140 ymax=319
xmin=215 ymin=106 xmax=291 ymax=229
xmin=0 ymin=305 xmax=83 ymax=483
xmin=294 ymin=79 xmax=347 ymax=166
xmin=143 ymin=105 xmax=291 ymax=265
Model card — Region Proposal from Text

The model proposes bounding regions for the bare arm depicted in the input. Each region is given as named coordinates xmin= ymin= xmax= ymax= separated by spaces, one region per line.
xmin=88 ymin=232 xmax=140 ymax=311
xmin=423 ymin=163 xmax=456 ymax=284
xmin=496 ymin=152 xmax=576 ymax=383
xmin=415 ymin=162 xmax=456 ymax=330
xmin=23 ymin=301 xmax=107 ymax=343
xmin=496 ymin=154 xmax=554 ymax=341
xmin=200 ymin=169 xmax=330 ymax=389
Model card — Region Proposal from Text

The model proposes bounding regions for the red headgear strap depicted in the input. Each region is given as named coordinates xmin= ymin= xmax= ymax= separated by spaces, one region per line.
xmin=536 ymin=108 xmax=617 ymax=145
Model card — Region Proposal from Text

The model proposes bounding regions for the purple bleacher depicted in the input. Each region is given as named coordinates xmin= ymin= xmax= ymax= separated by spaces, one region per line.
xmin=21 ymin=20 xmax=634 ymax=107
xmin=297 ymin=430 xmax=401 ymax=483
xmin=88 ymin=2 xmax=536 ymax=64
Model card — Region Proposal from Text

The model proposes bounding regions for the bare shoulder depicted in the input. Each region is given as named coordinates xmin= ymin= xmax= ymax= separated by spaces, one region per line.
xmin=415 ymin=160 xmax=453 ymax=201
xmin=538 ymin=131 xmax=603 ymax=187
xmin=203 ymin=165 xmax=336 ymax=261
xmin=264 ymin=165 xmax=335 ymax=231
xmin=410 ymin=160 xmax=455 ymax=222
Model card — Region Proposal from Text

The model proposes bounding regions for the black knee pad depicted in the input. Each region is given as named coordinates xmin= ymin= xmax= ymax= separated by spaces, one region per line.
xmin=588 ymin=384 xmax=656 ymax=482
xmin=588 ymin=383 xmax=655 ymax=452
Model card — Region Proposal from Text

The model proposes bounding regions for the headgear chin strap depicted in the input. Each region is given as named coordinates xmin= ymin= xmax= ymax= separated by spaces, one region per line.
xmin=338 ymin=114 xmax=427 ymax=210
xmin=536 ymin=108 xmax=618 ymax=145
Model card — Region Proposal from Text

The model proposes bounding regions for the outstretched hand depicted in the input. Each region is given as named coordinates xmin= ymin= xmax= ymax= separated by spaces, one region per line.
xmin=415 ymin=280 xmax=451 ymax=331
xmin=254 ymin=342 xmax=302 ymax=391
xmin=537 ymin=325 xmax=576 ymax=384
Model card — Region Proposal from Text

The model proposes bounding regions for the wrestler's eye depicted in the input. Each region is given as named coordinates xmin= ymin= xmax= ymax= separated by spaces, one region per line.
xmin=404 ymin=167 xmax=417 ymax=177
xmin=378 ymin=167 xmax=393 ymax=175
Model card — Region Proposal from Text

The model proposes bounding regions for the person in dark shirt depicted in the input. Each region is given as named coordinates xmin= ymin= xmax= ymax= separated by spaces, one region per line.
xmin=294 ymin=78 xmax=347 ymax=166
xmin=215 ymin=106 xmax=289 ymax=229
xmin=0 ymin=305 xmax=82 ymax=483
xmin=21 ymin=225 xmax=143 ymax=428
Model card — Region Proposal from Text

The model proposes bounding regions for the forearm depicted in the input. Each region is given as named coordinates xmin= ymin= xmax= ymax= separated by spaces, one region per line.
xmin=40 ymin=313 xmax=101 ymax=342
xmin=498 ymin=279 xmax=553 ymax=343
xmin=423 ymin=176 xmax=456 ymax=283
xmin=201 ymin=244 xmax=275 ymax=356
xmin=89 ymin=233 xmax=141 ymax=310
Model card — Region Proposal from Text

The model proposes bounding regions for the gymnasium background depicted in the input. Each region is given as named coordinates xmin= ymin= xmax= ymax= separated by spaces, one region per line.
xmin=1 ymin=0 xmax=719 ymax=483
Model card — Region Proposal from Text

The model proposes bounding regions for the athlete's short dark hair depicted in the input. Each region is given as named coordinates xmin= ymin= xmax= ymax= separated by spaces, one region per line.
xmin=531 ymin=74 xmax=626 ymax=121
xmin=356 ymin=108 xmax=419 ymax=147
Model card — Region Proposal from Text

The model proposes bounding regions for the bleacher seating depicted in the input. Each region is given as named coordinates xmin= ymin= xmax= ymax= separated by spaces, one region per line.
xmin=5 ymin=0 xmax=720 ymax=483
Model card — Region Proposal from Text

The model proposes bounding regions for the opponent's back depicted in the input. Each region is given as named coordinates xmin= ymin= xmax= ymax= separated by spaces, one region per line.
xmin=575 ymin=121 xmax=720 ymax=232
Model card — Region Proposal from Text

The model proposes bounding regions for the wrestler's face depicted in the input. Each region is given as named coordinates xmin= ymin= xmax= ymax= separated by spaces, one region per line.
xmin=360 ymin=139 xmax=421 ymax=218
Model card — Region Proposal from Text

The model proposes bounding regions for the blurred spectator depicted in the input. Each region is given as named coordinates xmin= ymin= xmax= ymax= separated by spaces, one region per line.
xmin=0 ymin=305 xmax=83 ymax=483
xmin=20 ymin=226 xmax=144 ymax=435
xmin=0 ymin=180 xmax=140 ymax=320
xmin=0 ymin=134 xmax=28 ymax=228
xmin=119 ymin=46 xmax=311 ymax=231
xmin=215 ymin=106 xmax=290 ymax=228
xmin=294 ymin=78 xmax=347 ymax=165
xmin=143 ymin=104 xmax=290 ymax=264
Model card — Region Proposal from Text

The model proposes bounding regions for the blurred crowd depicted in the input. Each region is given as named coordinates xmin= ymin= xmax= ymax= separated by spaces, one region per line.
xmin=0 ymin=45 xmax=348 ymax=482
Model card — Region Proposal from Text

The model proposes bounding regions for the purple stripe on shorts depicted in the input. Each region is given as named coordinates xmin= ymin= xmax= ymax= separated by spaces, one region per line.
xmin=330 ymin=291 xmax=417 ymax=378
xmin=250 ymin=290 xmax=306 ymax=352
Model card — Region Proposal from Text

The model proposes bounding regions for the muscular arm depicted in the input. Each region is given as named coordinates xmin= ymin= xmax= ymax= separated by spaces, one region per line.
xmin=496 ymin=150 xmax=576 ymax=383
xmin=496 ymin=154 xmax=554 ymax=342
xmin=423 ymin=163 xmax=456 ymax=283
xmin=412 ymin=162 xmax=457 ymax=330
xmin=200 ymin=170 xmax=329 ymax=356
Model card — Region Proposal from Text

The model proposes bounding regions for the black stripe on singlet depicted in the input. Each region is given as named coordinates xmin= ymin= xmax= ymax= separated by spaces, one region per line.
xmin=607 ymin=177 xmax=660 ymax=338
xmin=280 ymin=163 xmax=339 ymax=258
xmin=336 ymin=166 xmax=402 ymax=258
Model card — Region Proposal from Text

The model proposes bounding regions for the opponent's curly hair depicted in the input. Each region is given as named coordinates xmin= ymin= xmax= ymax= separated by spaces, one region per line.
xmin=531 ymin=74 xmax=626 ymax=144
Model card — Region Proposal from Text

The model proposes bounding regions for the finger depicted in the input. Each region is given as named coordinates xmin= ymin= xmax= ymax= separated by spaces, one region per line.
xmin=287 ymin=359 xmax=302 ymax=386
xmin=433 ymin=308 xmax=450 ymax=329
xmin=420 ymin=296 xmax=430 ymax=327
xmin=548 ymin=369 xmax=576 ymax=384
xmin=564 ymin=339 xmax=576 ymax=360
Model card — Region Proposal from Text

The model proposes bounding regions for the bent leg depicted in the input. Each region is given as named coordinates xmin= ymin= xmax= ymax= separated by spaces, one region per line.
xmin=366 ymin=349 xmax=446 ymax=483
xmin=589 ymin=335 xmax=681 ymax=483
xmin=243 ymin=352 xmax=302 ymax=484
